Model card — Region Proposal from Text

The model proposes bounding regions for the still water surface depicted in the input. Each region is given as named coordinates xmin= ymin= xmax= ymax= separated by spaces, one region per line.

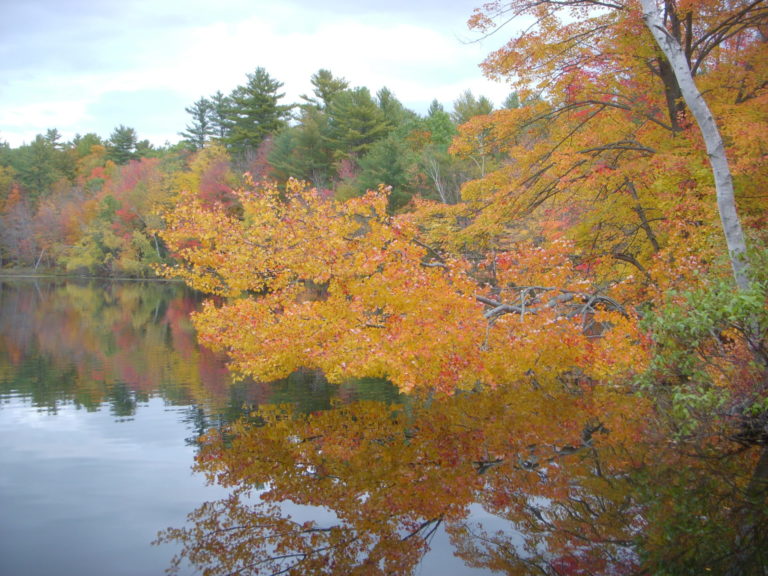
xmin=0 ymin=279 xmax=494 ymax=575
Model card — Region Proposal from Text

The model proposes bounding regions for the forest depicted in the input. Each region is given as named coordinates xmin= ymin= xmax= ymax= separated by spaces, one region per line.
xmin=3 ymin=0 xmax=768 ymax=573
xmin=0 ymin=65 xmax=497 ymax=275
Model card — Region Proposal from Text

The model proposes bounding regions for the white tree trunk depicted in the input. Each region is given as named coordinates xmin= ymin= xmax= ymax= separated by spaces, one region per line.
xmin=640 ymin=0 xmax=751 ymax=291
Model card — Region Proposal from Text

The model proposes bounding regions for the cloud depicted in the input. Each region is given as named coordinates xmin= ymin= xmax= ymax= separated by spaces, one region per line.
xmin=87 ymin=89 xmax=190 ymax=144
xmin=0 ymin=0 xmax=511 ymax=146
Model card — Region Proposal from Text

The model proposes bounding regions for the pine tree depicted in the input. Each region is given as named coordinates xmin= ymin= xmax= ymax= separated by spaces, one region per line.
xmin=425 ymin=100 xmax=457 ymax=147
xmin=376 ymin=87 xmax=417 ymax=133
xmin=209 ymin=91 xmax=231 ymax=141
xmin=301 ymin=69 xmax=349 ymax=110
xmin=107 ymin=125 xmax=139 ymax=165
xmin=225 ymin=68 xmax=292 ymax=156
xmin=326 ymin=87 xmax=390 ymax=158
xmin=180 ymin=97 xmax=216 ymax=150
xmin=451 ymin=90 xmax=494 ymax=125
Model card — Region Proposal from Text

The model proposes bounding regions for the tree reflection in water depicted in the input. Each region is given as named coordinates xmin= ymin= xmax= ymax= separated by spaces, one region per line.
xmin=156 ymin=384 xmax=768 ymax=575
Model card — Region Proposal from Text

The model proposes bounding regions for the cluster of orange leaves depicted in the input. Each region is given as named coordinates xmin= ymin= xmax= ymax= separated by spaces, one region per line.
xmin=159 ymin=177 xmax=645 ymax=397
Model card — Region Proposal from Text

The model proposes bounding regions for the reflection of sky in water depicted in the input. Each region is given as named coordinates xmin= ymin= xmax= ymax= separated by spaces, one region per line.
xmin=0 ymin=394 xmax=500 ymax=575
xmin=0 ymin=396 xmax=227 ymax=576
xmin=0 ymin=281 xmax=501 ymax=575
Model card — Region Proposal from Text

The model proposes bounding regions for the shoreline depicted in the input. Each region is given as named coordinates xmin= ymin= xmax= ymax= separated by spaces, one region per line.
xmin=0 ymin=268 xmax=180 ymax=283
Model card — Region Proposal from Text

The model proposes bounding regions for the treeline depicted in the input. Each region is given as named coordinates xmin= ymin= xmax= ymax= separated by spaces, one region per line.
xmin=0 ymin=67 xmax=509 ymax=276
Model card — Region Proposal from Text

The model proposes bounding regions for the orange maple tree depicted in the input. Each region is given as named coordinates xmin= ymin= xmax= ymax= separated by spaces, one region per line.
xmin=156 ymin=0 xmax=768 ymax=572
xmin=453 ymin=0 xmax=767 ymax=291
xmin=160 ymin=178 xmax=492 ymax=394
xmin=159 ymin=176 xmax=641 ymax=397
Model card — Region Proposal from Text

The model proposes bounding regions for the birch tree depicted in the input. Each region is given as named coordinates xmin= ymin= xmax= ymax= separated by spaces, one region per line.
xmin=639 ymin=0 xmax=751 ymax=291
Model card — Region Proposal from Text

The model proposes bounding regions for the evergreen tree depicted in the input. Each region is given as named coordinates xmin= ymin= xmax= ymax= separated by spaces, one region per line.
xmin=326 ymin=87 xmax=390 ymax=158
xmin=107 ymin=125 xmax=139 ymax=165
xmin=267 ymin=128 xmax=301 ymax=183
xmin=503 ymin=91 xmax=521 ymax=109
xmin=209 ymin=91 xmax=231 ymax=141
xmin=269 ymin=107 xmax=335 ymax=189
xmin=0 ymin=139 xmax=10 ymax=164
xmin=44 ymin=128 xmax=63 ymax=150
xmin=421 ymin=100 xmax=466 ymax=204
xmin=502 ymin=91 xmax=540 ymax=109
xmin=356 ymin=133 xmax=417 ymax=211
xmin=180 ymin=97 xmax=216 ymax=150
xmin=71 ymin=133 xmax=103 ymax=158
xmin=451 ymin=90 xmax=494 ymax=125
xmin=135 ymin=139 xmax=157 ymax=158
xmin=13 ymin=134 xmax=65 ymax=200
xmin=376 ymin=87 xmax=418 ymax=135
xmin=425 ymin=100 xmax=457 ymax=147
xmin=225 ymin=67 xmax=292 ymax=156
xmin=301 ymin=69 xmax=349 ymax=110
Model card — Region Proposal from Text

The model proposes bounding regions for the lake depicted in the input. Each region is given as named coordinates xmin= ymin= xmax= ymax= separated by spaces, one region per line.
xmin=0 ymin=279 xmax=500 ymax=576
xmin=2 ymin=278 xmax=764 ymax=576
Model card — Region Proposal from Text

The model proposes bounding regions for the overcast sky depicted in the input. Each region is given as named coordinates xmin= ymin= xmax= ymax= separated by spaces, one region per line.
xmin=0 ymin=0 xmax=513 ymax=147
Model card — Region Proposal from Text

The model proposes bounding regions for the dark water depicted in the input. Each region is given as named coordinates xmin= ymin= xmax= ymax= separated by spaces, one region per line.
xmin=0 ymin=279 xmax=493 ymax=576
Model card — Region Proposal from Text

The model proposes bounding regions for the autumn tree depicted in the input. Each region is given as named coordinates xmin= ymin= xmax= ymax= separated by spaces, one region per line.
xmin=452 ymin=5 xmax=768 ymax=561
xmin=155 ymin=7 xmax=768 ymax=569
xmin=459 ymin=0 xmax=768 ymax=285
xmin=0 ymin=165 xmax=17 ymax=211
xmin=74 ymin=143 xmax=111 ymax=192
xmin=639 ymin=0 xmax=755 ymax=294
xmin=33 ymin=187 xmax=87 ymax=266
xmin=172 ymin=143 xmax=238 ymax=209
xmin=462 ymin=2 xmax=767 ymax=336
xmin=0 ymin=186 xmax=36 ymax=265
xmin=61 ymin=155 xmax=174 ymax=276
xmin=159 ymin=180 xmax=495 ymax=394
xmin=159 ymin=177 xmax=649 ymax=414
